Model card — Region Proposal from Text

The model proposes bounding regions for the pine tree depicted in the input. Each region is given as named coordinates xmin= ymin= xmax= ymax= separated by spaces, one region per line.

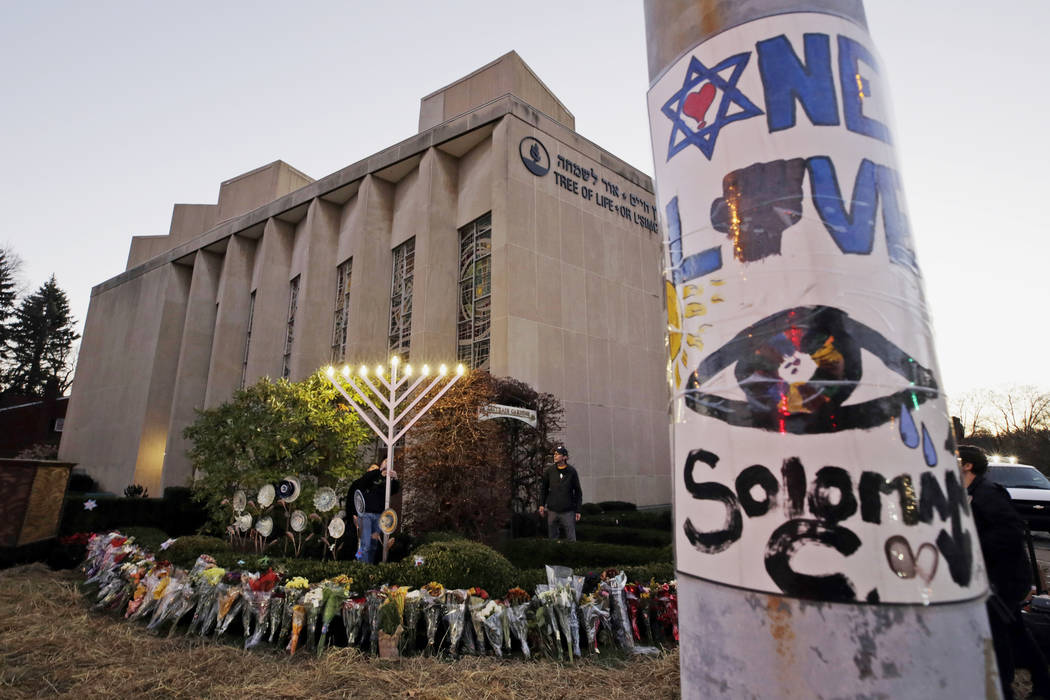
xmin=0 ymin=248 xmax=19 ymax=369
xmin=5 ymin=275 xmax=79 ymax=397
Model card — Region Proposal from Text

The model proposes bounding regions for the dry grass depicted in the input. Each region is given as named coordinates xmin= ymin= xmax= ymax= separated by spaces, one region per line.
xmin=0 ymin=564 xmax=680 ymax=699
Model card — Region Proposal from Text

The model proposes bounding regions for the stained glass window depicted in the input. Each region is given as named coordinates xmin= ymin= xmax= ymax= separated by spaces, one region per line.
xmin=457 ymin=213 xmax=491 ymax=369
xmin=389 ymin=238 xmax=415 ymax=360
xmin=282 ymin=275 xmax=300 ymax=378
xmin=332 ymin=258 xmax=352 ymax=362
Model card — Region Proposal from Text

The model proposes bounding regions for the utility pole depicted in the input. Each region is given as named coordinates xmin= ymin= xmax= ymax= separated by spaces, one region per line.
xmin=644 ymin=1 xmax=1000 ymax=696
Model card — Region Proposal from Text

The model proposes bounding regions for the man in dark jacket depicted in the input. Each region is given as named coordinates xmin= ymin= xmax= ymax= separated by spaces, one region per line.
xmin=539 ymin=445 xmax=583 ymax=540
xmin=347 ymin=458 xmax=400 ymax=563
xmin=959 ymin=444 xmax=1050 ymax=699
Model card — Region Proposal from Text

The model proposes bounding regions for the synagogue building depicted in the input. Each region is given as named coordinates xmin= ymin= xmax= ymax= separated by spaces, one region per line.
xmin=58 ymin=52 xmax=670 ymax=506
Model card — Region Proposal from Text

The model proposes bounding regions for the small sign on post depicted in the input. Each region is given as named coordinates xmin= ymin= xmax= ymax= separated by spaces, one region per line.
xmin=478 ymin=403 xmax=538 ymax=428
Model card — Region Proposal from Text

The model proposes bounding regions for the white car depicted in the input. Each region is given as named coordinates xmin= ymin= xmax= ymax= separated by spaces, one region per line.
xmin=986 ymin=462 xmax=1050 ymax=533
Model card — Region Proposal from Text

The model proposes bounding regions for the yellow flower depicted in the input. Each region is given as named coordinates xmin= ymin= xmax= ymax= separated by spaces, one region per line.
xmin=286 ymin=576 xmax=310 ymax=590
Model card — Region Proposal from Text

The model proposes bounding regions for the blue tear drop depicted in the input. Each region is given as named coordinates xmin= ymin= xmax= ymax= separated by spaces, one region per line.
xmin=899 ymin=405 xmax=919 ymax=448
xmin=921 ymin=423 xmax=938 ymax=467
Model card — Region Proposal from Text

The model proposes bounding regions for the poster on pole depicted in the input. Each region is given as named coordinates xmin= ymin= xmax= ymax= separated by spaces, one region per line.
xmin=648 ymin=13 xmax=984 ymax=604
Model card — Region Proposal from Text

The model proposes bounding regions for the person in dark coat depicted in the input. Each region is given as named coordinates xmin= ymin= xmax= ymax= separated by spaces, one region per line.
xmin=539 ymin=445 xmax=582 ymax=541
xmin=959 ymin=444 xmax=1050 ymax=699
xmin=347 ymin=459 xmax=400 ymax=563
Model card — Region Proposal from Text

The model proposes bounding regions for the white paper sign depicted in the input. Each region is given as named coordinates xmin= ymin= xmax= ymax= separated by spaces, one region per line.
xmin=648 ymin=13 xmax=984 ymax=604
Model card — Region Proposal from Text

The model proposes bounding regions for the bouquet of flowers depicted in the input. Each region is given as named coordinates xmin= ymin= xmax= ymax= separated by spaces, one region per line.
xmin=505 ymin=587 xmax=531 ymax=658
xmin=186 ymin=565 xmax=225 ymax=636
xmin=287 ymin=604 xmax=306 ymax=656
xmin=545 ymin=566 xmax=583 ymax=657
xmin=267 ymin=590 xmax=285 ymax=644
xmin=443 ymin=589 xmax=468 ymax=657
xmin=214 ymin=572 xmax=244 ymax=637
xmin=316 ymin=576 xmax=352 ymax=657
xmin=532 ymin=588 xmax=561 ymax=660
xmin=579 ymin=592 xmax=611 ymax=654
xmin=421 ymin=582 xmax=445 ymax=655
xmin=128 ymin=565 xmax=171 ymax=620
xmin=276 ymin=577 xmax=310 ymax=647
xmin=341 ymin=596 xmax=366 ymax=648
xmin=146 ymin=571 xmax=189 ymax=631
xmin=402 ymin=589 xmax=422 ymax=655
xmin=467 ymin=587 xmax=490 ymax=655
xmin=624 ymin=583 xmax=643 ymax=641
xmin=366 ymin=590 xmax=384 ymax=656
xmin=301 ymin=586 xmax=324 ymax=653
xmin=478 ymin=599 xmax=507 ymax=658
xmin=95 ymin=558 xmax=145 ymax=612
xmin=242 ymin=569 xmax=281 ymax=649
xmin=600 ymin=570 xmax=633 ymax=651
xmin=654 ymin=580 xmax=678 ymax=642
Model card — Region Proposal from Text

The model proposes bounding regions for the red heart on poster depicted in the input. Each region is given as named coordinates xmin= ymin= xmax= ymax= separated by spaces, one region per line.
xmin=683 ymin=83 xmax=717 ymax=128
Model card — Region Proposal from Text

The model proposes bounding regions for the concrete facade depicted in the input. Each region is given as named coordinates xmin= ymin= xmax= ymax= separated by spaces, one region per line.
xmin=59 ymin=52 xmax=670 ymax=506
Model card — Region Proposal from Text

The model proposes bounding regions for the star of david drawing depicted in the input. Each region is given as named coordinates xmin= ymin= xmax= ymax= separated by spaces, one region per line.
xmin=661 ymin=52 xmax=764 ymax=161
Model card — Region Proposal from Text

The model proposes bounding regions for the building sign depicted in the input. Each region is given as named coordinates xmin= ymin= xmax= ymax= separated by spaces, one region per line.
xmin=518 ymin=136 xmax=658 ymax=234
xmin=478 ymin=403 xmax=538 ymax=428
xmin=648 ymin=13 xmax=983 ymax=605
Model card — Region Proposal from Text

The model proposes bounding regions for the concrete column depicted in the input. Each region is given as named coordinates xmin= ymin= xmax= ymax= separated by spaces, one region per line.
xmin=412 ymin=148 xmax=460 ymax=363
xmin=204 ymin=233 xmax=257 ymax=408
xmin=288 ymin=198 xmax=340 ymax=379
xmin=643 ymin=1 xmax=999 ymax=697
xmin=244 ymin=218 xmax=294 ymax=384
xmin=131 ymin=263 xmax=192 ymax=495
xmin=344 ymin=175 xmax=395 ymax=365
xmin=161 ymin=250 xmax=222 ymax=490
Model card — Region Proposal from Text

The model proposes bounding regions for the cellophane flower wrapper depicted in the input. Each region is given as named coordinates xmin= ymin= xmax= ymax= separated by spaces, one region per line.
xmin=186 ymin=569 xmax=224 ymax=637
xmin=421 ymin=584 xmax=445 ymax=655
xmin=467 ymin=595 xmax=489 ymax=655
xmin=580 ymin=596 xmax=610 ymax=653
xmin=126 ymin=566 xmax=164 ymax=620
xmin=532 ymin=592 xmax=560 ymax=660
xmin=600 ymin=572 xmax=634 ymax=651
xmin=302 ymin=586 xmax=324 ymax=652
xmin=402 ymin=590 xmax=422 ymax=655
xmin=506 ymin=602 xmax=531 ymax=658
xmin=84 ymin=533 xmax=133 ymax=586
xmin=244 ymin=572 xmax=279 ymax=650
xmin=277 ymin=579 xmax=309 ymax=647
xmin=479 ymin=600 xmax=506 ymax=658
xmin=443 ymin=590 xmax=468 ymax=657
xmin=655 ymin=582 xmax=679 ymax=642
xmin=553 ymin=586 xmax=577 ymax=659
xmin=317 ymin=583 xmax=349 ymax=657
xmin=624 ymin=584 xmax=642 ymax=642
xmin=146 ymin=573 xmax=187 ymax=631
xmin=214 ymin=577 xmax=245 ymax=637
xmin=341 ymin=597 xmax=366 ymax=648
xmin=366 ymin=591 xmax=383 ymax=656
xmin=267 ymin=591 xmax=285 ymax=644
xmin=287 ymin=604 xmax=306 ymax=656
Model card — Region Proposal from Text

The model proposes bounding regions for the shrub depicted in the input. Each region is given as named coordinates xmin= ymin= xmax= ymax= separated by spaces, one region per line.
xmin=574 ymin=524 xmax=671 ymax=548
xmin=501 ymin=538 xmax=671 ymax=570
xmin=580 ymin=502 xmax=603 ymax=516
xmin=397 ymin=539 xmax=518 ymax=596
xmin=585 ymin=509 xmax=672 ymax=531
xmin=67 ymin=472 xmax=99 ymax=493
xmin=163 ymin=535 xmax=231 ymax=568
xmin=597 ymin=501 xmax=637 ymax=512
xmin=60 ymin=493 xmax=207 ymax=537
xmin=119 ymin=526 xmax=169 ymax=553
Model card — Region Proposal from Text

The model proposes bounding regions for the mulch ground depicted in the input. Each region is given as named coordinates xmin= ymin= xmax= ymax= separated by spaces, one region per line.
xmin=0 ymin=564 xmax=681 ymax=699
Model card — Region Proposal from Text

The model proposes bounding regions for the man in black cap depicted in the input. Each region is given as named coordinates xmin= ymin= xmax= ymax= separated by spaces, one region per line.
xmin=347 ymin=458 xmax=400 ymax=563
xmin=539 ymin=445 xmax=582 ymax=541
xmin=958 ymin=444 xmax=1050 ymax=700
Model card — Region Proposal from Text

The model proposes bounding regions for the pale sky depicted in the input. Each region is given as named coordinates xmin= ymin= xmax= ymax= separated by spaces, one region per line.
xmin=2 ymin=1 xmax=1047 ymax=399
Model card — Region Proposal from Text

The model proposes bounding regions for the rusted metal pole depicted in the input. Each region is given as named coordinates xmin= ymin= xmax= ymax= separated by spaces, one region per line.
xmin=644 ymin=1 xmax=1001 ymax=696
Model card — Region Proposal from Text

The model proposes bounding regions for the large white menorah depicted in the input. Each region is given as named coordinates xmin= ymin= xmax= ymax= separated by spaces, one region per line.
xmin=324 ymin=357 xmax=465 ymax=561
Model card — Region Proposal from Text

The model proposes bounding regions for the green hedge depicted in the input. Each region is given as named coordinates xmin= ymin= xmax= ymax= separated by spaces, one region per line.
xmin=61 ymin=489 xmax=207 ymax=537
xmin=585 ymin=509 xmax=671 ymax=531
xmin=574 ymin=524 xmax=672 ymax=548
xmin=501 ymin=537 xmax=671 ymax=570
